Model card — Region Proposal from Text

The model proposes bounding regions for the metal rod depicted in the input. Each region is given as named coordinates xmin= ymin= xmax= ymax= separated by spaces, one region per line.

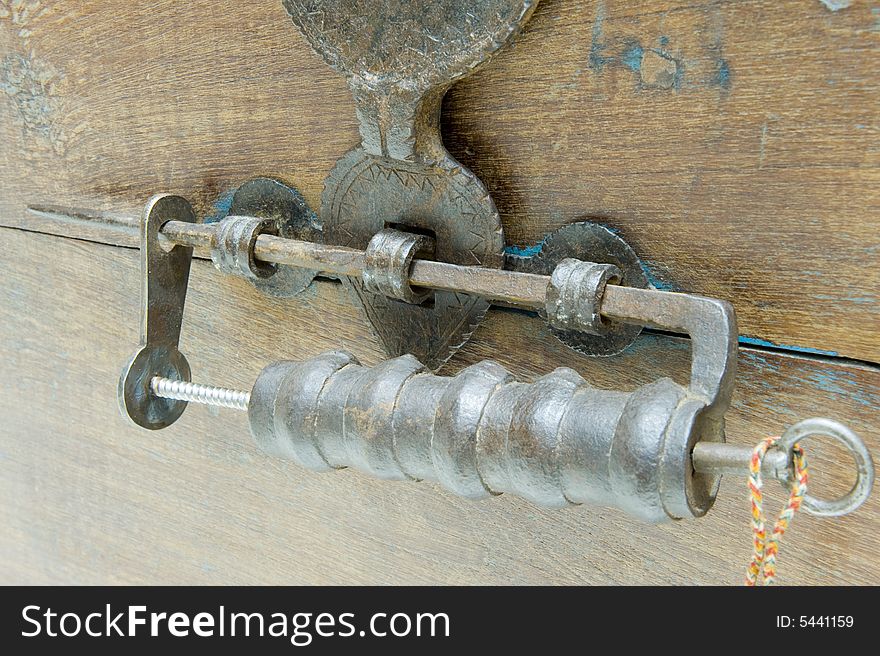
xmin=167 ymin=219 xmax=553 ymax=307
xmin=692 ymin=441 xmax=790 ymax=480
xmin=30 ymin=205 xmax=550 ymax=305
xmin=30 ymin=204 xmax=737 ymax=404
xmin=28 ymin=205 xmax=707 ymax=313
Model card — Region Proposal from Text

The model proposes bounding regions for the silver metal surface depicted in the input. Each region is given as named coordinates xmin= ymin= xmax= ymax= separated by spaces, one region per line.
xmin=150 ymin=366 xmax=874 ymax=520
xmin=229 ymin=257 xmax=733 ymax=520
xmin=211 ymin=215 xmax=278 ymax=280
xmin=283 ymin=0 xmax=538 ymax=161
xmin=30 ymin=200 xmax=552 ymax=306
xmin=117 ymin=195 xmax=197 ymax=429
xmin=508 ymin=222 xmax=649 ymax=356
xmin=545 ymin=259 xmax=621 ymax=335
xmin=285 ymin=0 xmax=539 ymax=369
xmin=601 ymin=287 xmax=738 ymax=417
xmin=362 ymin=229 xmax=434 ymax=305
xmin=225 ymin=177 xmax=321 ymax=298
xmin=26 ymin=205 xmax=727 ymax=348
xmin=246 ymin=350 xmax=700 ymax=521
xmin=32 ymin=199 xmax=741 ymax=518
xmin=692 ymin=441 xmax=790 ymax=478
xmin=48 ymin=197 xmax=875 ymax=521
xmin=110 ymin=193 xmax=864 ymax=520
xmin=692 ymin=418 xmax=875 ymax=518
xmin=776 ymin=417 xmax=874 ymax=517
xmin=151 ymin=377 xmax=250 ymax=411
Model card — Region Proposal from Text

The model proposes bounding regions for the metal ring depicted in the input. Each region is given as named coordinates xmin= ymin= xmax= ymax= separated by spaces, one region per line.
xmin=363 ymin=229 xmax=434 ymax=304
xmin=775 ymin=417 xmax=875 ymax=517
xmin=544 ymin=259 xmax=621 ymax=335
xmin=211 ymin=215 xmax=277 ymax=280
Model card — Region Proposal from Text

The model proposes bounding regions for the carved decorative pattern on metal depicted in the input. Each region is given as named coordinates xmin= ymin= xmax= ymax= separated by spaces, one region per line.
xmin=284 ymin=0 xmax=538 ymax=369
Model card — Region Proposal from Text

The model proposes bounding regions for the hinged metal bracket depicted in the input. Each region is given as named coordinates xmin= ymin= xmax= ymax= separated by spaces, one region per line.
xmin=284 ymin=0 xmax=539 ymax=369
xmin=118 ymin=195 xmax=197 ymax=429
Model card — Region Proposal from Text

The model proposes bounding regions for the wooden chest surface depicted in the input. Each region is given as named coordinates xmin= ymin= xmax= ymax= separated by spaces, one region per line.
xmin=0 ymin=0 xmax=878 ymax=584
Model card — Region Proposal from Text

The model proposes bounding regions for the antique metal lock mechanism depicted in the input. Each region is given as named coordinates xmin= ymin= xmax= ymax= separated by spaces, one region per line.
xmin=32 ymin=0 xmax=873 ymax=523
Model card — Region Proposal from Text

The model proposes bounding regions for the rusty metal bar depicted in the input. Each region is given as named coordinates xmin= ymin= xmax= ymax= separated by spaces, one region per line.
xmin=29 ymin=204 xmax=738 ymax=408
xmin=29 ymin=206 xmax=700 ymax=314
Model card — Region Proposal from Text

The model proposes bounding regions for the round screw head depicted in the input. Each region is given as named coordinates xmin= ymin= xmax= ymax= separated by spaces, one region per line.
xmin=118 ymin=345 xmax=191 ymax=430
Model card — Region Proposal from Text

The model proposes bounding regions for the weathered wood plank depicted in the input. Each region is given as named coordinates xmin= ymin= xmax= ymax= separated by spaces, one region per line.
xmin=1 ymin=228 xmax=877 ymax=585
xmin=0 ymin=1 xmax=877 ymax=360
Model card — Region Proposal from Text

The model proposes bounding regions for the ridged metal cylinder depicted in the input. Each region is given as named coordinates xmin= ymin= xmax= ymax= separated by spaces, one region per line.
xmin=247 ymin=350 xmax=716 ymax=522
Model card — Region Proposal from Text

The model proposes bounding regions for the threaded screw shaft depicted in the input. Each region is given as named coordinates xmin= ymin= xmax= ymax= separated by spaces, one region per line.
xmin=150 ymin=377 xmax=250 ymax=411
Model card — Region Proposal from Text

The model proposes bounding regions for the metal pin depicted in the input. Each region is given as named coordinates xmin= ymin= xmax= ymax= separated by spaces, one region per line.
xmin=692 ymin=441 xmax=790 ymax=480
xmin=693 ymin=417 xmax=874 ymax=517
xmin=148 ymin=372 xmax=873 ymax=518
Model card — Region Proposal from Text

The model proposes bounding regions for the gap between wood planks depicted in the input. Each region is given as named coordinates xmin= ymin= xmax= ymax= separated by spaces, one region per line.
xmin=1 ymin=220 xmax=878 ymax=374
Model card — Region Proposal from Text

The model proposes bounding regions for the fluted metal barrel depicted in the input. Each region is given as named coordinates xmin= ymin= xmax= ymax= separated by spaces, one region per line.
xmin=248 ymin=350 xmax=717 ymax=522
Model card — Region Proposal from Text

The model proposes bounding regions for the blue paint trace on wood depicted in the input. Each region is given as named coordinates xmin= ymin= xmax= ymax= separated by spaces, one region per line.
xmin=584 ymin=6 xmax=724 ymax=93
xmin=203 ymin=189 xmax=236 ymax=224
xmin=798 ymin=292 xmax=876 ymax=305
xmin=588 ymin=1 xmax=611 ymax=71
xmin=805 ymin=369 xmax=877 ymax=409
xmin=504 ymin=243 xmax=545 ymax=258
xmin=741 ymin=351 xmax=781 ymax=374
xmin=714 ymin=59 xmax=731 ymax=89
xmin=622 ymin=43 xmax=644 ymax=72
xmin=843 ymin=295 xmax=876 ymax=305
xmin=738 ymin=336 xmax=839 ymax=358
xmin=640 ymin=263 xmax=676 ymax=291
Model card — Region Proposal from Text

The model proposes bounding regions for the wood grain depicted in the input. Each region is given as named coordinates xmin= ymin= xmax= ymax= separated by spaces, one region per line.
xmin=0 ymin=0 xmax=877 ymax=361
xmin=1 ymin=228 xmax=877 ymax=585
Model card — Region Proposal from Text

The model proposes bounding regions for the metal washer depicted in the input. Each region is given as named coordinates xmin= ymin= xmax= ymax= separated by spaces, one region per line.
xmin=507 ymin=222 xmax=649 ymax=357
xmin=362 ymin=229 xmax=434 ymax=305
xmin=545 ymin=259 xmax=622 ymax=335
xmin=211 ymin=215 xmax=278 ymax=281
xmin=225 ymin=177 xmax=321 ymax=298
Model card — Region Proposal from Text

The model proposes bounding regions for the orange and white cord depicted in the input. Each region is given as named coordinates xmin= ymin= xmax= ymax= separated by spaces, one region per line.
xmin=745 ymin=436 xmax=809 ymax=586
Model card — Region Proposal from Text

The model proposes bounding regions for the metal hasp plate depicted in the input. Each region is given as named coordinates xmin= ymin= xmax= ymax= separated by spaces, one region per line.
xmin=507 ymin=222 xmax=650 ymax=356
xmin=118 ymin=195 xmax=198 ymax=429
xmin=215 ymin=177 xmax=322 ymax=298
xmin=284 ymin=0 xmax=539 ymax=369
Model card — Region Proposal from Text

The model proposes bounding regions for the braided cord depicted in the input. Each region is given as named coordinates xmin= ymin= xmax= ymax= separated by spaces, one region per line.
xmin=745 ymin=436 xmax=809 ymax=586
